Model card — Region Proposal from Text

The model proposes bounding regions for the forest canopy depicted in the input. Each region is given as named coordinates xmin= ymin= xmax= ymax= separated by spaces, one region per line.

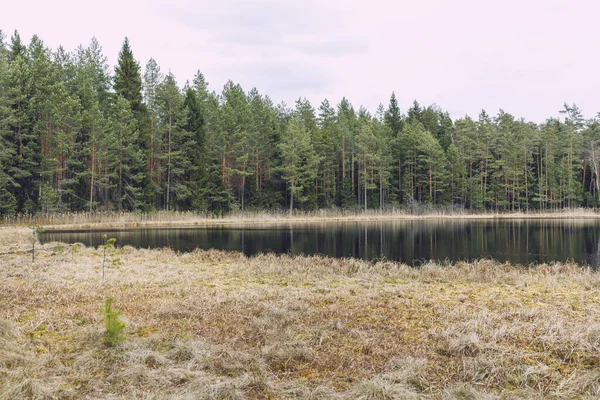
xmin=0 ymin=30 xmax=598 ymax=216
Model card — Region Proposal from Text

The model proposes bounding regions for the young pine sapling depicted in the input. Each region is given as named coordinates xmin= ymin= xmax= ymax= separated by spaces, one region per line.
xmin=28 ymin=225 xmax=44 ymax=263
xmin=102 ymin=297 xmax=126 ymax=347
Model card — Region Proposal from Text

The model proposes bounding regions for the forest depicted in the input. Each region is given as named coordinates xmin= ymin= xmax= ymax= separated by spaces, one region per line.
xmin=1 ymin=30 xmax=599 ymax=216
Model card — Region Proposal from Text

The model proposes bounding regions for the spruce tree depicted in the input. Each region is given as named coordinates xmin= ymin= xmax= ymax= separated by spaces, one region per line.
xmin=8 ymin=30 xmax=26 ymax=63
xmin=6 ymin=46 xmax=39 ymax=213
xmin=0 ymin=38 xmax=17 ymax=215
xmin=114 ymin=38 xmax=144 ymax=113
xmin=106 ymin=96 xmax=144 ymax=210
xmin=113 ymin=38 xmax=153 ymax=210
xmin=384 ymin=92 xmax=402 ymax=135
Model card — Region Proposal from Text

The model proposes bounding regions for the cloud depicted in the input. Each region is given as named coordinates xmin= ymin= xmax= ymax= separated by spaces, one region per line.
xmin=243 ymin=64 xmax=329 ymax=92
xmin=284 ymin=38 xmax=368 ymax=57
xmin=147 ymin=0 xmax=365 ymax=108
xmin=155 ymin=0 xmax=367 ymax=58
xmin=3 ymin=0 xmax=600 ymax=121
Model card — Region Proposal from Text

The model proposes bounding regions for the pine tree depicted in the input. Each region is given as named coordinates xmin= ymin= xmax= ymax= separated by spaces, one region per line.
xmin=294 ymin=98 xmax=318 ymax=208
xmin=194 ymin=72 xmax=232 ymax=213
xmin=337 ymin=98 xmax=357 ymax=204
xmin=385 ymin=93 xmax=404 ymax=204
xmin=182 ymin=87 xmax=206 ymax=209
xmin=219 ymin=81 xmax=252 ymax=210
xmin=156 ymin=73 xmax=188 ymax=210
xmin=46 ymin=82 xmax=82 ymax=211
xmin=357 ymin=119 xmax=379 ymax=210
xmin=247 ymin=88 xmax=279 ymax=208
xmin=315 ymin=99 xmax=338 ymax=206
xmin=279 ymin=118 xmax=318 ymax=214
xmin=142 ymin=58 xmax=163 ymax=202
xmin=28 ymin=36 xmax=62 ymax=211
xmin=446 ymin=143 xmax=465 ymax=206
xmin=373 ymin=105 xmax=394 ymax=210
xmin=418 ymin=129 xmax=447 ymax=204
xmin=560 ymin=103 xmax=585 ymax=208
xmin=75 ymin=37 xmax=111 ymax=112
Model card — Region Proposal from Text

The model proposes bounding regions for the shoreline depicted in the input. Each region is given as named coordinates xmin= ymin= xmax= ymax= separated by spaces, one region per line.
xmin=4 ymin=209 xmax=600 ymax=231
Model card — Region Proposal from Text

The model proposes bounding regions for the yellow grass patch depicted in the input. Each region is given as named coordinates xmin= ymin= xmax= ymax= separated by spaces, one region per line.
xmin=1 ymin=225 xmax=600 ymax=398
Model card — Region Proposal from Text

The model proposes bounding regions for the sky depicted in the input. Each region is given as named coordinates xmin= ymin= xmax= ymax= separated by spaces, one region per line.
xmin=1 ymin=0 xmax=599 ymax=122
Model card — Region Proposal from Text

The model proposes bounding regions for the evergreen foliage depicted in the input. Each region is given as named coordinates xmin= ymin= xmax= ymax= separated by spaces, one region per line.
xmin=114 ymin=38 xmax=143 ymax=113
xmin=102 ymin=297 xmax=125 ymax=347
xmin=1 ymin=31 xmax=599 ymax=215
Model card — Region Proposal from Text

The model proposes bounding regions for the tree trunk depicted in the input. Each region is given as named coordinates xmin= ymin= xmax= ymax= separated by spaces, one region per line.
xmin=429 ymin=164 xmax=433 ymax=200
xmin=119 ymin=161 xmax=123 ymax=211
xmin=352 ymin=154 xmax=355 ymax=197
xmin=591 ymin=141 xmax=600 ymax=201
xmin=379 ymin=167 xmax=383 ymax=211
xmin=342 ymin=137 xmax=346 ymax=179
xmin=255 ymin=150 xmax=260 ymax=193
xmin=538 ymin=143 xmax=542 ymax=210
xmin=89 ymin=144 xmax=95 ymax=214
xmin=166 ymin=122 xmax=172 ymax=212
xmin=398 ymin=159 xmax=401 ymax=196
xmin=364 ymin=154 xmax=367 ymax=212
xmin=289 ymin=180 xmax=294 ymax=216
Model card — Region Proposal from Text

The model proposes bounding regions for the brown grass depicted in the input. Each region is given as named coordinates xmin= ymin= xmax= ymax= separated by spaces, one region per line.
xmin=2 ymin=226 xmax=600 ymax=398
xmin=3 ymin=208 xmax=600 ymax=231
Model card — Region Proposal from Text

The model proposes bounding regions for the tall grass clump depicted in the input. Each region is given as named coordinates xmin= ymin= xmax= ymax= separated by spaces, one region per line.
xmin=3 ymin=207 xmax=600 ymax=228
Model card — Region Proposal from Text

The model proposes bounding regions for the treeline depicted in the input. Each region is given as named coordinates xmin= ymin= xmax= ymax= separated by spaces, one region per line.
xmin=1 ymin=31 xmax=599 ymax=216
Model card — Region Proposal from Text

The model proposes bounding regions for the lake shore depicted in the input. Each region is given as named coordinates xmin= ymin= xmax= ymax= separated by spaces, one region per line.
xmin=4 ymin=208 xmax=600 ymax=231
xmin=2 ymin=225 xmax=600 ymax=399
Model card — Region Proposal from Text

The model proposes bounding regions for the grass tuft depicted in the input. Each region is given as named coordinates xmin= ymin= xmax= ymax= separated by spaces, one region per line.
xmin=2 ymin=224 xmax=600 ymax=398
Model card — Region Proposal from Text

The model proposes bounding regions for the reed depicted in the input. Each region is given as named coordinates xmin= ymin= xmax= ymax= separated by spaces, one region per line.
xmin=2 ymin=207 xmax=600 ymax=230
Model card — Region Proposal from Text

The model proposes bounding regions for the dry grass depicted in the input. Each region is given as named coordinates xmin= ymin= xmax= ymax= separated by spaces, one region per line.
xmin=2 ymin=208 xmax=600 ymax=230
xmin=2 ymin=225 xmax=600 ymax=398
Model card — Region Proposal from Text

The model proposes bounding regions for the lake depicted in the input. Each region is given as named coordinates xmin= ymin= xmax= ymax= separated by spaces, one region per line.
xmin=39 ymin=219 xmax=600 ymax=267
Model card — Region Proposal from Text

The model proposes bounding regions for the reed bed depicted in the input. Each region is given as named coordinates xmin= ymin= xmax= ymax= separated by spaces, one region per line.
xmin=3 ymin=207 xmax=600 ymax=231
xmin=1 ymin=226 xmax=600 ymax=399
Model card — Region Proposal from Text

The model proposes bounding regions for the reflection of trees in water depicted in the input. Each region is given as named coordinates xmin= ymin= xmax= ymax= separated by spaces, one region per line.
xmin=39 ymin=219 xmax=600 ymax=267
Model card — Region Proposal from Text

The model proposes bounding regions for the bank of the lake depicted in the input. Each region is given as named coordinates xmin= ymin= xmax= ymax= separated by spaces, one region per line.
xmin=4 ymin=208 xmax=600 ymax=231
xmin=2 ymin=225 xmax=600 ymax=399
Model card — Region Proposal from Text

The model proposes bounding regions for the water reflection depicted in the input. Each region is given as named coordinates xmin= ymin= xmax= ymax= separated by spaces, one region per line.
xmin=40 ymin=219 xmax=600 ymax=267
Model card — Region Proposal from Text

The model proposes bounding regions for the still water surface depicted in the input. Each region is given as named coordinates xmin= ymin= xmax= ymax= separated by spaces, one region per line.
xmin=40 ymin=219 xmax=600 ymax=267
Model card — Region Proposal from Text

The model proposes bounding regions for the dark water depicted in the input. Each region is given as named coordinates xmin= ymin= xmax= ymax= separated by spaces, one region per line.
xmin=39 ymin=219 xmax=600 ymax=267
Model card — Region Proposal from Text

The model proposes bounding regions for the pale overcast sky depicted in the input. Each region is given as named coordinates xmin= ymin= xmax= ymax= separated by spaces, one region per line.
xmin=1 ymin=0 xmax=598 ymax=121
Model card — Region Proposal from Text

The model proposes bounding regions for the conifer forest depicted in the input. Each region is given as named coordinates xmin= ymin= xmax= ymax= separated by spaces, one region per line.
xmin=1 ymin=30 xmax=599 ymax=216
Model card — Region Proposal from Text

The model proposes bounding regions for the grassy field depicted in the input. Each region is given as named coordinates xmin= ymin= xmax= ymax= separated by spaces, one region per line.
xmin=2 ymin=226 xmax=600 ymax=399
